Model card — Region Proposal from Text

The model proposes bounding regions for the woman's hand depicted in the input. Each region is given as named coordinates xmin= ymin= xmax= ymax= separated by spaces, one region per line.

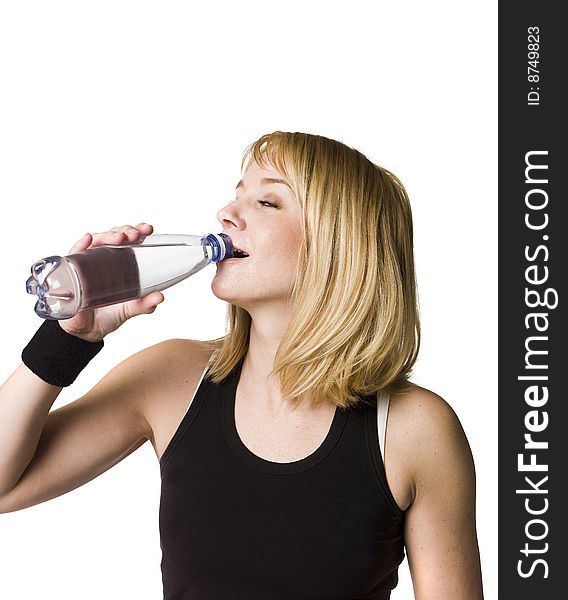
xmin=58 ymin=223 xmax=164 ymax=343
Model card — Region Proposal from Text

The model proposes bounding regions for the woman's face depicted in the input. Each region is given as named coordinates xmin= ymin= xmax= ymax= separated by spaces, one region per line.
xmin=211 ymin=160 xmax=304 ymax=312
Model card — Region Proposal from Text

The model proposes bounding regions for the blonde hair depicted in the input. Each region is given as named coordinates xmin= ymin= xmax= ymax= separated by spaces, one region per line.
xmin=203 ymin=131 xmax=420 ymax=409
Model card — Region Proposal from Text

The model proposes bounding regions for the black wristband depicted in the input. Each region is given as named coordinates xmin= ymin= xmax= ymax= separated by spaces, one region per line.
xmin=21 ymin=319 xmax=104 ymax=387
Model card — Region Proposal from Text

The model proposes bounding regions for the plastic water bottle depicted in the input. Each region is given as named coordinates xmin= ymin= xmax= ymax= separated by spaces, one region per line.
xmin=25 ymin=233 xmax=248 ymax=320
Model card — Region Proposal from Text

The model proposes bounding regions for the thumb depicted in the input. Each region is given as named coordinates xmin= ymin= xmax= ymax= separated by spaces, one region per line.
xmin=125 ymin=291 xmax=165 ymax=318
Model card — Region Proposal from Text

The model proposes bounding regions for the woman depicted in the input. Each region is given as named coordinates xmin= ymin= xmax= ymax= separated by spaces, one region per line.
xmin=0 ymin=132 xmax=484 ymax=599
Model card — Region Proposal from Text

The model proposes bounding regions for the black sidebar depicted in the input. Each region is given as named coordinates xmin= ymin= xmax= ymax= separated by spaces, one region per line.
xmin=499 ymin=3 xmax=566 ymax=598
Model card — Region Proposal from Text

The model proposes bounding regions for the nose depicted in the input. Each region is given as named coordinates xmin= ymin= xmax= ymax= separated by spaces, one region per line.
xmin=216 ymin=201 xmax=245 ymax=232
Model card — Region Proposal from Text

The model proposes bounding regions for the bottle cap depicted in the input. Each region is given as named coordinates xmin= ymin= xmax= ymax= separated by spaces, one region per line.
xmin=203 ymin=233 xmax=234 ymax=262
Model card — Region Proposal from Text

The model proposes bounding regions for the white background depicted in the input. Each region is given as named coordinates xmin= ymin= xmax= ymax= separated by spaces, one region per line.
xmin=0 ymin=1 xmax=497 ymax=598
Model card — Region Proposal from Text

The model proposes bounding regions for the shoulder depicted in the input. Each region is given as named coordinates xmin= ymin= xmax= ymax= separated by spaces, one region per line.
xmin=87 ymin=337 xmax=213 ymax=399
xmin=386 ymin=385 xmax=483 ymax=597
xmin=386 ymin=383 xmax=475 ymax=507
xmin=111 ymin=338 xmax=213 ymax=386
xmin=389 ymin=383 xmax=467 ymax=445
xmin=113 ymin=338 xmax=215 ymax=448
xmin=130 ymin=337 xmax=214 ymax=398
xmin=103 ymin=337 xmax=214 ymax=412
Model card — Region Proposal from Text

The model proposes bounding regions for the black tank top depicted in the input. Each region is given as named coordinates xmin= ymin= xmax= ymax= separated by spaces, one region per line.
xmin=159 ymin=360 xmax=405 ymax=599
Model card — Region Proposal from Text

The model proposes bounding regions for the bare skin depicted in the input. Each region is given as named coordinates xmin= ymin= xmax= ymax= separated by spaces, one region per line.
xmin=0 ymin=166 xmax=484 ymax=599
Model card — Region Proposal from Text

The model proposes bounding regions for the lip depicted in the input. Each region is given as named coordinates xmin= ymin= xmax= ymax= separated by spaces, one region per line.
xmin=220 ymin=256 xmax=250 ymax=264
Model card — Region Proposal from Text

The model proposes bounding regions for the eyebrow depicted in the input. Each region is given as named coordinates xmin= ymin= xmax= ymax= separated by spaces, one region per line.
xmin=235 ymin=177 xmax=292 ymax=190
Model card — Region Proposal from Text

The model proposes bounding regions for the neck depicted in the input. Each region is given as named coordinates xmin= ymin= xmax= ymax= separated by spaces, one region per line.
xmin=239 ymin=302 xmax=294 ymax=407
xmin=237 ymin=303 xmax=324 ymax=414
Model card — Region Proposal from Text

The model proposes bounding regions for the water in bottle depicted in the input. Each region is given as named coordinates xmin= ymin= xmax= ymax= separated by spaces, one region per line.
xmin=25 ymin=233 xmax=248 ymax=320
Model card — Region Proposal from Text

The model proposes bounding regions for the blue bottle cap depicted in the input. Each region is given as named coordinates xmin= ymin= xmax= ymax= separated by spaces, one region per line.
xmin=203 ymin=233 xmax=234 ymax=262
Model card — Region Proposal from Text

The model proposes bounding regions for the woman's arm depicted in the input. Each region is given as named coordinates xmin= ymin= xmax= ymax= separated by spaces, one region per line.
xmin=0 ymin=335 xmax=211 ymax=514
xmin=0 ymin=340 xmax=172 ymax=513
xmin=0 ymin=223 xmax=167 ymax=513
xmin=388 ymin=387 xmax=484 ymax=599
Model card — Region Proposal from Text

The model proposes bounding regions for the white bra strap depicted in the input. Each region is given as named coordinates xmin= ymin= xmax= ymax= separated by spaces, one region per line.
xmin=376 ymin=390 xmax=391 ymax=459
xmin=183 ymin=363 xmax=210 ymax=415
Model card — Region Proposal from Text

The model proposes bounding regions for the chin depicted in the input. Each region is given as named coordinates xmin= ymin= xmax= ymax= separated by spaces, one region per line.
xmin=211 ymin=278 xmax=243 ymax=305
xmin=211 ymin=272 xmax=292 ymax=310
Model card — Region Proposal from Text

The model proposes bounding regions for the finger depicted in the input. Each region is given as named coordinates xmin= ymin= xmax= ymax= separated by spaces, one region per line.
xmin=68 ymin=233 xmax=93 ymax=254
xmin=124 ymin=291 xmax=165 ymax=319
xmin=134 ymin=223 xmax=154 ymax=234
xmin=109 ymin=223 xmax=153 ymax=234
xmin=141 ymin=291 xmax=165 ymax=313
xmin=87 ymin=230 xmax=128 ymax=247
xmin=90 ymin=223 xmax=154 ymax=247
xmin=122 ymin=223 xmax=154 ymax=242
xmin=89 ymin=229 xmax=136 ymax=247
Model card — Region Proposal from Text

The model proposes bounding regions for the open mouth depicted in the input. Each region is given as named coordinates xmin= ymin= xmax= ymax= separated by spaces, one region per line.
xmin=232 ymin=248 xmax=250 ymax=258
